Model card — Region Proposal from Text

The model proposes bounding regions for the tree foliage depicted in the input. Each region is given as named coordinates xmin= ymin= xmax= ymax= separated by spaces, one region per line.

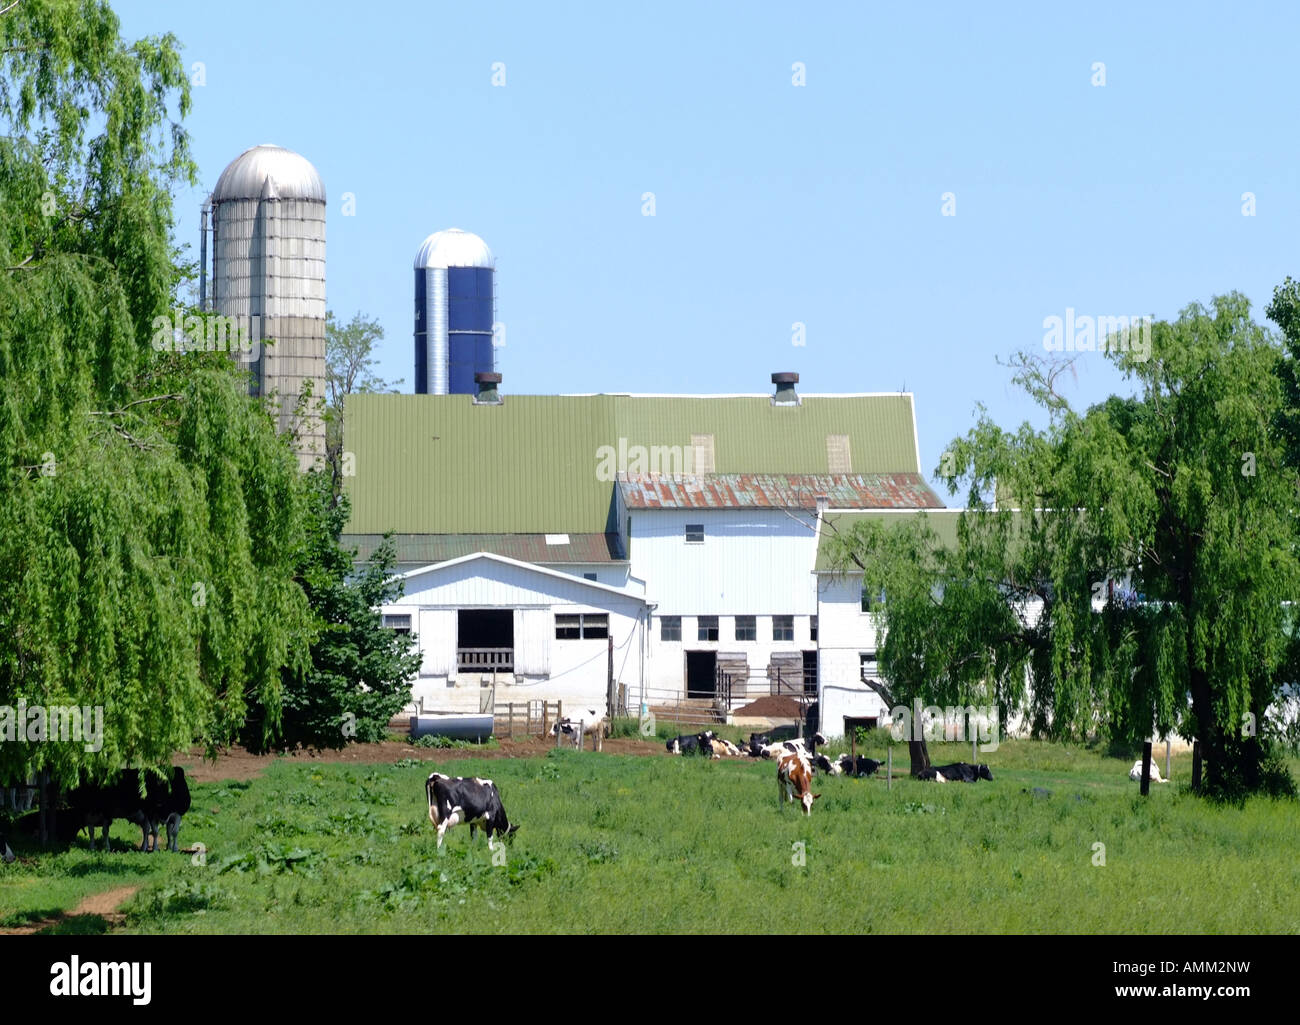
xmin=324 ymin=310 xmax=400 ymax=495
xmin=244 ymin=472 xmax=420 ymax=750
xmin=0 ymin=1 xmax=314 ymax=785
xmin=829 ymin=294 xmax=1299 ymax=797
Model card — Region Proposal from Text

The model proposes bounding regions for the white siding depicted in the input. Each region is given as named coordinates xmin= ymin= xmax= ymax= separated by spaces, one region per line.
xmin=816 ymin=572 xmax=891 ymax=737
xmin=629 ymin=508 xmax=819 ymax=615
xmin=388 ymin=555 xmax=647 ymax=716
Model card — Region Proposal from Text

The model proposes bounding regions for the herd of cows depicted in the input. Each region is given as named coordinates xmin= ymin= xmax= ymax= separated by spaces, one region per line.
xmin=0 ymin=729 xmax=1175 ymax=860
xmin=418 ymin=726 xmax=999 ymax=849
xmin=1 ymin=767 xmax=191 ymax=862
xmin=661 ymin=728 xmax=995 ymax=815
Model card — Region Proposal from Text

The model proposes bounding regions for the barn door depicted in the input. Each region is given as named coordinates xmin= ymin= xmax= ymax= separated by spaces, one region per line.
xmin=514 ymin=608 xmax=551 ymax=677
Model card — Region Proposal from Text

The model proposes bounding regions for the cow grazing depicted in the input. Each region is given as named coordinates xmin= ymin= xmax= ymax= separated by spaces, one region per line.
xmin=551 ymin=713 xmax=608 ymax=751
xmin=917 ymin=762 xmax=993 ymax=783
xmin=776 ymin=751 xmax=820 ymax=815
xmin=838 ymin=754 xmax=883 ymax=778
xmin=1128 ymin=760 xmax=1167 ymax=784
xmin=62 ymin=767 xmax=192 ymax=852
xmin=425 ymin=772 xmax=519 ymax=850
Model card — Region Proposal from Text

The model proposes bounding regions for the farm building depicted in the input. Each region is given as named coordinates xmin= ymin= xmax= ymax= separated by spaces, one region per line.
xmin=341 ymin=374 xmax=948 ymax=732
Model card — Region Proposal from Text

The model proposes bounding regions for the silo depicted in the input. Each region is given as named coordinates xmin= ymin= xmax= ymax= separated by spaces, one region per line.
xmin=209 ymin=143 xmax=326 ymax=468
xmin=413 ymin=228 xmax=495 ymax=394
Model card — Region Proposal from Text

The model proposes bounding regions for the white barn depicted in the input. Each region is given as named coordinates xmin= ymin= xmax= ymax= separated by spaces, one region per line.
xmin=343 ymin=375 xmax=947 ymax=725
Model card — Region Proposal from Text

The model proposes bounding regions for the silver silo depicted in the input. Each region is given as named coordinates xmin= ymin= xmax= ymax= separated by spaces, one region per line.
xmin=414 ymin=228 xmax=495 ymax=395
xmin=209 ymin=144 xmax=326 ymax=468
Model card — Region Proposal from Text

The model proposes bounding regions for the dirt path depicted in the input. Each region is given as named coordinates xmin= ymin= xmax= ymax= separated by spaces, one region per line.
xmin=0 ymin=885 xmax=140 ymax=935
xmin=173 ymin=734 xmax=669 ymax=783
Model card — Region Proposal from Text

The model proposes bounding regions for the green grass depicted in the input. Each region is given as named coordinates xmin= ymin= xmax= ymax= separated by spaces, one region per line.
xmin=2 ymin=741 xmax=1298 ymax=933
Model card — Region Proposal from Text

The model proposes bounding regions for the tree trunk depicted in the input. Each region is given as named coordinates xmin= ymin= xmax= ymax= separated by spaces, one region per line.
xmin=908 ymin=738 xmax=931 ymax=776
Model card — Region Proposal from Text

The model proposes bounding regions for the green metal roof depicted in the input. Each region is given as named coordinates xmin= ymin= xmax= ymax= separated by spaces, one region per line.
xmin=341 ymin=532 xmax=624 ymax=565
xmin=814 ymin=510 xmax=964 ymax=571
xmin=343 ymin=393 xmax=924 ymax=535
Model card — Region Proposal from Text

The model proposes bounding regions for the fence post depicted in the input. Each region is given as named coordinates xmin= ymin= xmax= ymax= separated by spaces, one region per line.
xmin=1140 ymin=740 xmax=1152 ymax=796
xmin=972 ymin=734 xmax=977 ymax=765
xmin=1165 ymin=739 xmax=1171 ymax=782
xmin=578 ymin=719 xmax=584 ymax=752
xmin=508 ymin=702 xmax=514 ymax=740
xmin=887 ymin=747 xmax=892 ymax=791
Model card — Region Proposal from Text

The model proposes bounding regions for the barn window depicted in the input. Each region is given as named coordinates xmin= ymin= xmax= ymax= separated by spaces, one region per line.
xmin=382 ymin=614 xmax=412 ymax=635
xmin=810 ymin=615 xmax=818 ymax=641
xmin=861 ymin=584 xmax=886 ymax=612
xmin=584 ymin=572 xmax=598 ymax=581
xmin=698 ymin=616 xmax=719 ymax=641
xmin=772 ymin=615 xmax=794 ymax=641
xmin=735 ymin=615 xmax=756 ymax=641
xmin=558 ymin=613 xmax=607 ymax=639
xmin=685 ymin=523 xmax=704 ymax=544
xmin=555 ymin=614 xmax=581 ymax=639
xmin=660 ymin=616 xmax=681 ymax=641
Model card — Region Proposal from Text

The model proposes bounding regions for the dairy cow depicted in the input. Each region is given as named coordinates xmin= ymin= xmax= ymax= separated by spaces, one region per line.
xmin=425 ymin=772 xmax=519 ymax=850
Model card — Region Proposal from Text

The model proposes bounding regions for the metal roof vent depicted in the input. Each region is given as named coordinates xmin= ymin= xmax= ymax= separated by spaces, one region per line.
xmin=474 ymin=371 xmax=502 ymax=405
xmin=771 ymin=371 xmax=800 ymax=405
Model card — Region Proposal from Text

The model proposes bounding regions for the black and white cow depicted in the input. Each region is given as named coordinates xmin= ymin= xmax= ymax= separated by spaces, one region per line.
xmin=917 ymin=762 xmax=993 ymax=783
xmin=425 ymin=772 xmax=519 ymax=850
xmin=838 ymin=755 xmax=883 ymax=778
xmin=666 ymin=730 xmax=715 ymax=756
xmin=62 ymin=767 xmax=192 ymax=852
xmin=811 ymin=752 xmax=842 ymax=776
xmin=551 ymin=712 xmax=608 ymax=751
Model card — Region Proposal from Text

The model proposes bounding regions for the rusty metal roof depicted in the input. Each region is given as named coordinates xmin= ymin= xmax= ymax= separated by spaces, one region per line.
xmin=617 ymin=473 xmax=944 ymax=510
xmin=341 ymin=532 xmax=625 ymax=565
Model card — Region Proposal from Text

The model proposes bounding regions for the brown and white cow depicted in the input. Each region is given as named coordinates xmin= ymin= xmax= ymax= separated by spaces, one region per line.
xmin=776 ymin=751 xmax=820 ymax=815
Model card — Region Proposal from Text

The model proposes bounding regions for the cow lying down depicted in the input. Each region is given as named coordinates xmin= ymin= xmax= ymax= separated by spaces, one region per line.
xmin=426 ymin=772 xmax=519 ymax=850
xmin=838 ymin=755 xmax=884 ymax=778
xmin=1128 ymin=760 xmax=1168 ymax=783
xmin=916 ymin=762 xmax=994 ymax=783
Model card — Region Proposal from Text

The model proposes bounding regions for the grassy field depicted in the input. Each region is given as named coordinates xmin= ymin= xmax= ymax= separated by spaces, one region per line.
xmin=2 ymin=740 xmax=1299 ymax=933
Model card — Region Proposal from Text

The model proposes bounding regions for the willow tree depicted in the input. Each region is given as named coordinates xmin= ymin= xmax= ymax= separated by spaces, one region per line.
xmin=0 ymin=0 xmax=314 ymax=787
xmin=831 ymin=294 xmax=1299 ymax=797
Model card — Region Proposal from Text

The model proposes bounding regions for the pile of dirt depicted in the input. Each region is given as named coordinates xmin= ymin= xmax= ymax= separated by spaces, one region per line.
xmin=732 ymin=695 xmax=803 ymax=718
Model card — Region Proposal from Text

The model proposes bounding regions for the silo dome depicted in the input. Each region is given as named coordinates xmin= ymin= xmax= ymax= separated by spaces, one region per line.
xmin=212 ymin=143 xmax=326 ymax=203
xmin=414 ymin=228 xmax=495 ymax=270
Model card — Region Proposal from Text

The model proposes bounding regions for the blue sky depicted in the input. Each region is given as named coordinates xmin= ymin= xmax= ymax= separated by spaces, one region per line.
xmin=117 ymin=1 xmax=1300 ymax=498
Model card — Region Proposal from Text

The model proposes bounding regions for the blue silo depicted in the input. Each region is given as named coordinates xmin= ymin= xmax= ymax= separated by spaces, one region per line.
xmin=414 ymin=228 xmax=496 ymax=395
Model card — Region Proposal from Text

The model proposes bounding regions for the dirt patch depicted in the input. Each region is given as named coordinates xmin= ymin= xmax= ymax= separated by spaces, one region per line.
xmin=171 ymin=734 xmax=669 ymax=784
xmin=733 ymin=695 xmax=803 ymax=718
xmin=0 ymin=885 xmax=140 ymax=936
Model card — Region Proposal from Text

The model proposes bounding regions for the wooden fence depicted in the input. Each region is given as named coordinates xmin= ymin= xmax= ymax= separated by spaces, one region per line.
xmin=492 ymin=699 xmax=562 ymax=738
